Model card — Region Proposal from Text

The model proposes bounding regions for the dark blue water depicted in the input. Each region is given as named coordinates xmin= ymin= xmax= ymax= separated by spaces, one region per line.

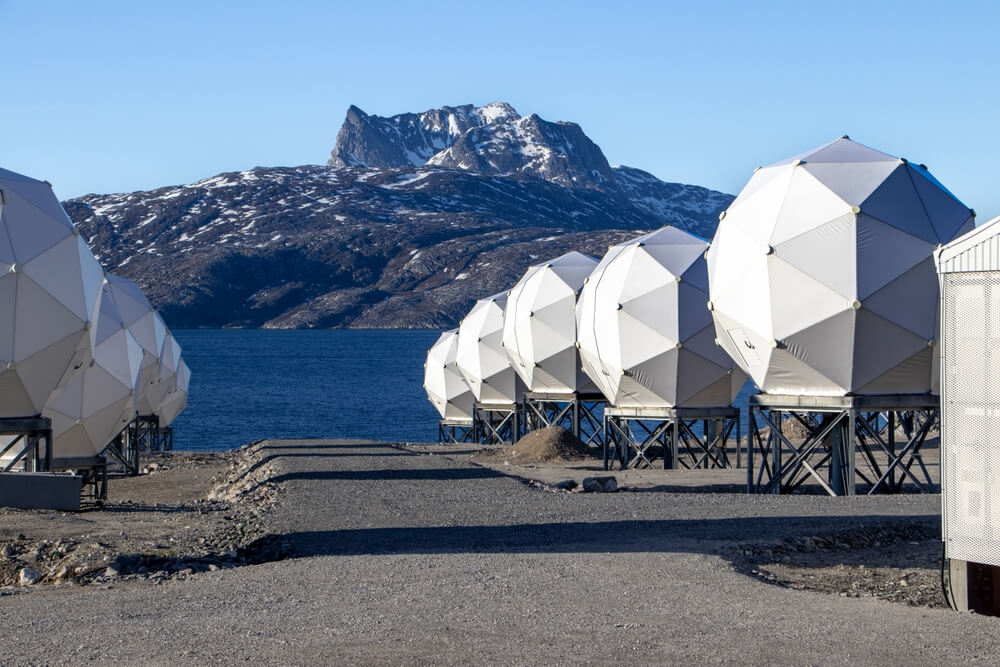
xmin=170 ymin=329 xmax=758 ymax=451
xmin=171 ymin=329 xmax=443 ymax=451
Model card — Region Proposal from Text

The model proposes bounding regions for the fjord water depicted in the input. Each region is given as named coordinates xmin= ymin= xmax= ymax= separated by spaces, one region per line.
xmin=170 ymin=329 xmax=756 ymax=452
xmin=170 ymin=329 xmax=444 ymax=451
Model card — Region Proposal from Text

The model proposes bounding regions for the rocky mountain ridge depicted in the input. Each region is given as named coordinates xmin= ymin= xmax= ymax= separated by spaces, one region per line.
xmin=66 ymin=103 xmax=733 ymax=329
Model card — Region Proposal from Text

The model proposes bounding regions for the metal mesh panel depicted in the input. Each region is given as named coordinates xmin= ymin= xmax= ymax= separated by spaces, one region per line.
xmin=943 ymin=271 xmax=1000 ymax=565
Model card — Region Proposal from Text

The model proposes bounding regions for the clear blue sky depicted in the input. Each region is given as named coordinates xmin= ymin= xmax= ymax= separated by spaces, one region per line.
xmin=3 ymin=1 xmax=1000 ymax=221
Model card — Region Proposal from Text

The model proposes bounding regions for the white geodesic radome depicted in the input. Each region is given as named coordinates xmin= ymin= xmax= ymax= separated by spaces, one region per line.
xmin=424 ymin=329 xmax=474 ymax=421
xmin=455 ymin=292 xmax=524 ymax=406
xmin=577 ymin=226 xmax=746 ymax=409
xmin=44 ymin=281 xmax=144 ymax=456
xmin=0 ymin=167 xmax=104 ymax=417
xmin=157 ymin=357 xmax=190 ymax=427
xmin=144 ymin=330 xmax=181 ymax=416
xmin=706 ymin=136 xmax=975 ymax=396
xmin=104 ymin=274 xmax=167 ymax=414
xmin=502 ymin=251 xmax=599 ymax=394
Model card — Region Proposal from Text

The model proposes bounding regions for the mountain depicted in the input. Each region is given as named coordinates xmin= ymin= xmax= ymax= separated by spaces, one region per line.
xmin=66 ymin=103 xmax=733 ymax=329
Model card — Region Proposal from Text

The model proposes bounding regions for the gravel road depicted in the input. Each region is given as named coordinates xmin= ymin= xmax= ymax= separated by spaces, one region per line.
xmin=1 ymin=439 xmax=998 ymax=665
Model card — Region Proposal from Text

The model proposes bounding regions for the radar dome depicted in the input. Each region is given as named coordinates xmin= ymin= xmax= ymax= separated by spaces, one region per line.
xmin=456 ymin=292 xmax=525 ymax=405
xmin=577 ymin=226 xmax=746 ymax=408
xmin=706 ymin=137 xmax=974 ymax=396
xmin=502 ymin=251 xmax=598 ymax=394
xmin=423 ymin=329 xmax=474 ymax=420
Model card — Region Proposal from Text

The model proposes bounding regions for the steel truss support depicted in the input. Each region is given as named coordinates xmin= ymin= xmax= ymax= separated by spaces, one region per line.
xmin=0 ymin=416 xmax=52 ymax=472
xmin=473 ymin=403 xmax=520 ymax=445
xmin=51 ymin=455 xmax=108 ymax=503
xmin=439 ymin=419 xmax=475 ymax=444
xmin=746 ymin=394 xmax=938 ymax=496
xmin=522 ymin=392 xmax=605 ymax=447
xmin=603 ymin=407 xmax=740 ymax=471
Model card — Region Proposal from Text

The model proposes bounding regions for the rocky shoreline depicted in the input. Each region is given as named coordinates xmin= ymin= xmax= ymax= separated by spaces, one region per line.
xmin=0 ymin=442 xmax=287 ymax=592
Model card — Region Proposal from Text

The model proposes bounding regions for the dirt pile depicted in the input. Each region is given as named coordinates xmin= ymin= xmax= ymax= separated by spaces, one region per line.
xmin=507 ymin=428 xmax=597 ymax=462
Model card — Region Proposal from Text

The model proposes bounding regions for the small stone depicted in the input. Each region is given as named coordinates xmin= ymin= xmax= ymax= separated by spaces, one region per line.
xmin=50 ymin=565 xmax=70 ymax=581
xmin=18 ymin=567 xmax=42 ymax=586
xmin=208 ymin=564 xmax=220 ymax=572
xmin=552 ymin=479 xmax=578 ymax=491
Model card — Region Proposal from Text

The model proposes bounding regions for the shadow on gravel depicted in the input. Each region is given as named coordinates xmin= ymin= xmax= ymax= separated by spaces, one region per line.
xmin=270 ymin=467 xmax=505 ymax=484
xmin=245 ymin=514 xmax=938 ymax=564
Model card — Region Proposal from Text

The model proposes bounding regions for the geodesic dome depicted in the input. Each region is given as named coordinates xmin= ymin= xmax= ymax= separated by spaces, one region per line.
xmin=502 ymin=251 xmax=599 ymax=394
xmin=104 ymin=274 xmax=167 ymax=414
xmin=144 ymin=330 xmax=181 ymax=415
xmin=424 ymin=329 xmax=474 ymax=420
xmin=157 ymin=357 xmax=190 ymax=427
xmin=577 ymin=227 xmax=746 ymax=408
xmin=44 ymin=280 xmax=143 ymax=456
xmin=456 ymin=292 xmax=525 ymax=406
xmin=706 ymin=137 xmax=975 ymax=396
xmin=0 ymin=167 xmax=104 ymax=417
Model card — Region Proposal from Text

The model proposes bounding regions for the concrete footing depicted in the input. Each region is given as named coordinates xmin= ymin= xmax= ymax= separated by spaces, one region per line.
xmin=0 ymin=472 xmax=83 ymax=511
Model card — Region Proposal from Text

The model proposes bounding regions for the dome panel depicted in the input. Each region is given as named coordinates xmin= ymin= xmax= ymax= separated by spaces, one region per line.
xmin=423 ymin=329 xmax=474 ymax=420
xmin=862 ymin=165 xmax=937 ymax=243
xmin=856 ymin=215 xmax=935 ymax=299
xmin=773 ymin=212 xmax=857 ymax=301
xmin=801 ymin=161 xmax=898 ymax=207
xmin=769 ymin=166 xmax=851 ymax=245
xmin=851 ymin=309 xmax=928 ymax=390
xmin=767 ymin=257 xmax=851 ymax=340
xmin=862 ymin=258 xmax=938 ymax=339
xmin=782 ymin=308 xmax=856 ymax=392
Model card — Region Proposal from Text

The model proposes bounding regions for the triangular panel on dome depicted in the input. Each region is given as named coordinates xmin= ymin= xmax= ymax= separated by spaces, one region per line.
xmin=0 ymin=175 xmax=76 ymax=229
xmin=23 ymin=235 xmax=90 ymax=322
xmin=617 ymin=248 xmax=673 ymax=304
xmin=676 ymin=281 xmax=712 ymax=342
xmin=801 ymin=161 xmax=899 ymax=207
xmin=862 ymin=257 xmax=938 ymax=340
xmin=761 ymin=347 xmax=846 ymax=396
xmin=725 ymin=164 xmax=790 ymax=210
xmin=0 ymin=189 xmax=74 ymax=264
xmin=0 ymin=274 xmax=16 ymax=361
xmin=852 ymin=309 xmax=929 ymax=390
xmin=17 ymin=331 xmax=85 ymax=412
xmin=906 ymin=163 xmax=975 ymax=244
xmin=782 ymin=308 xmax=856 ymax=392
xmin=862 ymin=165 xmax=937 ymax=243
xmin=769 ymin=166 xmax=853 ymax=245
xmin=800 ymin=137 xmax=896 ymax=164
xmin=617 ymin=310 xmax=673 ymax=371
xmin=680 ymin=372 xmax=737 ymax=408
xmin=856 ymin=214 xmax=936 ymax=299
xmin=624 ymin=348 xmax=679 ymax=406
xmin=857 ymin=345 xmax=934 ymax=395
xmin=675 ymin=348 xmax=730 ymax=406
xmin=724 ymin=164 xmax=795 ymax=242
xmin=13 ymin=276 xmax=83 ymax=361
xmin=767 ymin=257 xmax=853 ymax=340
xmin=773 ymin=212 xmax=857 ymax=300
xmin=712 ymin=254 xmax=773 ymax=341
xmin=622 ymin=283 xmax=679 ymax=344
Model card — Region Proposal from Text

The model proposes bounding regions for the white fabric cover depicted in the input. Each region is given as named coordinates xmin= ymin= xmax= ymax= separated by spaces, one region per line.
xmin=424 ymin=329 xmax=474 ymax=420
xmin=502 ymin=251 xmax=599 ymax=394
xmin=44 ymin=281 xmax=143 ymax=456
xmin=104 ymin=274 xmax=167 ymax=414
xmin=145 ymin=331 xmax=181 ymax=416
xmin=157 ymin=357 xmax=190 ymax=427
xmin=456 ymin=292 xmax=524 ymax=405
xmin=577 ymin=226 xmax=746 ymax=408
xmin=707 ymin=137 xmax=975 ymax=396
xmin=0 ymin=167 xmax=104 ymax=417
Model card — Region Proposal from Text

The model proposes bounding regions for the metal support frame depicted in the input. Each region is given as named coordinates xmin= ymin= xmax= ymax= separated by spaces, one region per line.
xmin=746 ymin=393 xmax=938 ymax=496
xmin=603 ymin=406 xmax=740 ymax=471
xmin=104 ymin=429 xmax=139 ymax=476
xmin=438 ymin=419 xmax=475 ymax=444
xmin=51 ymin=455 xmax=108 ymax=503
xmin=0 ymin=416 xmax=52 ymax=472
xmin=473 ymin=403 xmax=520 ymax=445
xmin=522 ymin=392 xmax=605 ymax=447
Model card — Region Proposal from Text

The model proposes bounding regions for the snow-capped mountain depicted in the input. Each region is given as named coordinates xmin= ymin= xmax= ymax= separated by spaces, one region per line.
xmin=67 ymin=103 xmax=733 ymax=329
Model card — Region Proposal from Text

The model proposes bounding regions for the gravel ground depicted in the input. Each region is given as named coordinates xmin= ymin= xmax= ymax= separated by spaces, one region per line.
xmin=0 ymin=439 xmax=997 ymax=665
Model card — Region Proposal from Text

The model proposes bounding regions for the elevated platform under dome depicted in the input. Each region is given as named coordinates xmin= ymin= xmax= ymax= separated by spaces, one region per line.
xmin=603 ymin=406 xmax=740 ymax=470
xmin=473 ymin=403 xmax=520 ymax=445
xmin=522 ymin=392 xmax=604 ymax=448
xmin=746 ymin=393 xmax=938 ymax=496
